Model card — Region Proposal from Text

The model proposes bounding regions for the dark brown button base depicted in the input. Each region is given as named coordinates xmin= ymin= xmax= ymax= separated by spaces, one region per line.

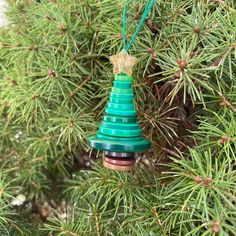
xmin=103 ymin=155 xmax=135 ymax=171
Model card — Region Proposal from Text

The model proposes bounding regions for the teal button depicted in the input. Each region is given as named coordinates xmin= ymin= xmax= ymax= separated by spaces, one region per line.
xmin=102 ymin=121 xmax=140 ymax=130
xmin=109 ymin=96 xmax=133 ymax=104
xmin=105 ymin=108 xmax=137 ymax=116
xmin=99 ymin=126 xmax=141 ymax=137
xmin=107 ymin=102 xmax=134 ymax=110
xmin=114 ymin=81 xmax=132 ymax=89
xmin=112 ymin=87 xmax=133 ymax=94
xmin=103 ymin=115 xmax=137 ymax=123
xmin=115 ymin=74 xmax=133 ymax=81
xmin=88 ymin=135 xmax=151 ymax=152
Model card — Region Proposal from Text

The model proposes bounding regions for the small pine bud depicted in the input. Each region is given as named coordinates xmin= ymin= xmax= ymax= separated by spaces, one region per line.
xmin=147 ymin=48 xmax=154 ymax=54
xmin=4 ymin=100 xmax=11 ymax=107
xmin=10 ymin=80 xmax=18 ymax=86
xmin=220 ymin=97 xmax=230 ymax=106
xmin=40 ymin=202 xmax=52 ymax=220
xmin=115 ymin=33 xmax=122 ymax=39
xmin=175 ymin=71 xmax=182 ymax=78
xmin=71 ymin=54 xmax=78 ymax=61
xmin=193 ymin=26 xmax=201 ymax=34
xmin=177 ymin=59 xmax=187 ymax=69
xmin=190 ymin=51 xmax=197 ymax=57
xmin=68 ymin=121 xmax=74 ymax=128
xmin=152 ymin=51 xmax=157 ymax=58
xmin=85 ymin=21 xmax=91 ymax=28
xmin=134 ymin=15 xmax=139 ymax=20
xmin=194 ymin=175 xmax=203 ymax=184
xmin=32 ymin=95 xmax=39 ymax=100
xmin=147 ymin=48 xmax=157 ymax=58
xmin=232 ymin=41 xmax=236 ymax=48
xmin=203 ymin=177 xmax=212 ymax=186
xmin=213 ymin=223 xmax=220 ymax=234
xmin=48 ymin=70 xmax=56 ymax=77
xmin=41 ymin=136 xmax=52 ymax=141
xmin=135 ymin=4 xmax=140 ymax=12
xmin=29 ymin=46 xmax=38 ymax=51
xmin=146 ymin=18 xmax=153 ymax=28
xmin=211 ymin=57 xmax=222 ymax=67
xmin=60 ymin=24 xmax=67 ymax=33
xmin=219 ymin=135 xmax=229 ymax=144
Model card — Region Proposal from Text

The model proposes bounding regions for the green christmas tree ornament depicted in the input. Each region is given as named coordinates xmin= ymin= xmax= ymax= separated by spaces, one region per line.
xmin=88 ymin=0 xmax=155 ymax=171
xmin=88 ymin=51 xmax=151 ymax=171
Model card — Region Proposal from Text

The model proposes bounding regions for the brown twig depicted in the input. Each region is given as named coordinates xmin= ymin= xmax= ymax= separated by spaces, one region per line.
xmin=162 ymin=147 xmax=179 ymax=158
xmin=67 ymin=76 xmax=92 ymax=100
xmin=151 ymin=208 xmax=165 ymax=235
xmin=94 ymin=212 xmax=101 ymax=236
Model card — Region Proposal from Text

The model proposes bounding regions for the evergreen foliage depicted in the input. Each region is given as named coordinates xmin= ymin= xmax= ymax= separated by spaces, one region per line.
xmin=0 ymin=0 xmax=235 ymax=235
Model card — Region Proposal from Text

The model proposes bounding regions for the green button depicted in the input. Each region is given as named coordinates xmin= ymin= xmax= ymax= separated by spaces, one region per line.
xmin=109 ymin=96 xmax=133 ymax=104
xmin=105 ymin=108 xmax=137 ymax=116
xmin=107 ymin=103 xmax=134 ymax=110
xmin=115 ymin=74 xmax=133 ymax=81
xmin=102 ymin=121 xmax=140 ymax=130
xmin=114 ymin=81 xmax=132 ymax=89
xmin=99 ymin=126 xmax=141 ymax=137
xmin=103 ymin=115 xmax=137 ymax=123
xmin=88 ymin=135 xmax=151 ymax=152
xmin=110 ymin=92 xmax=134 ymax=99
xmin=96 ymin=133 xmax=141 ymax=141
xmin=112 ymin=87 xmax=133 ymax=94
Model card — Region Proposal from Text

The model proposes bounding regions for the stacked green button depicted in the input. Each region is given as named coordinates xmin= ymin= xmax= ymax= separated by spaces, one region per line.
xmin=88 ymin=74 xmax=151 ymax=153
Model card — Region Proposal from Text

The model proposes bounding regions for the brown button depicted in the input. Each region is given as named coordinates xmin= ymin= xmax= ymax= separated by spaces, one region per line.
xmin=104 ymin=156 xmax=135 ymax=166
xmin=103 ymin=160 xmax=134 ymax=171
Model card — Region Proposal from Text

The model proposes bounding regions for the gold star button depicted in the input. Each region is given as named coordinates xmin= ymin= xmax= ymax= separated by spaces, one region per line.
xmin=109 ymin=49 xmax=137 ymax=76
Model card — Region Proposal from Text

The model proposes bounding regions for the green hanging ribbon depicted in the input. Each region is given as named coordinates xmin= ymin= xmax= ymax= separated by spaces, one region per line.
xmin=123 ymin=0 xmax=156 ymax=52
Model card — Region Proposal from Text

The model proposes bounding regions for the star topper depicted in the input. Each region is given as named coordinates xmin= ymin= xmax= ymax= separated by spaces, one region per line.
xmin=109 ymin=49 xmax=137 ymax=76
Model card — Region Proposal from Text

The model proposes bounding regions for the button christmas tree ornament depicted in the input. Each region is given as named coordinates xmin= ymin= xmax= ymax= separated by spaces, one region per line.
xmin=88 ymin=51 xmax=151 ymax=171
xmin=88 ymin=0 xmax=155 ymax=171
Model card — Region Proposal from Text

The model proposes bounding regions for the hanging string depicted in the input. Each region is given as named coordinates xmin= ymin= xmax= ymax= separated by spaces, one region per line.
xmin=123 ymin=0 xmax=155 ymax=52
xmin=123 ymin=3 xmax=128 ymax=51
